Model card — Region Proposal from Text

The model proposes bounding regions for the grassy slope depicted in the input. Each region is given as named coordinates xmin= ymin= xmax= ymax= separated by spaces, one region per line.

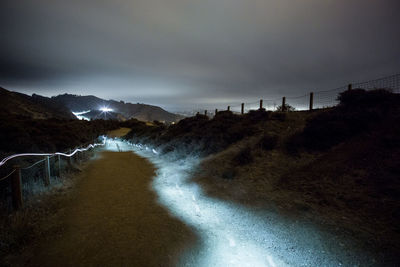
xmin=124 ymin=89 xmax=400 ymax=262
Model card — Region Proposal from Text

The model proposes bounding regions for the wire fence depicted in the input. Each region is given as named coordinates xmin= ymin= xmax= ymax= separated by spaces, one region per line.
xmin=190 ymin=73 xmax=400 ymax=116
xmin=0 ymin=138 xmax=105 ymax=212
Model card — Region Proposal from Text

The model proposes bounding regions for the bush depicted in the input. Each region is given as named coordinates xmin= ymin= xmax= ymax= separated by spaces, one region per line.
xmin=287 ymin=89 xmax=400 ymax=151
xmin=245 ymin=109 xmax=271 ymax=122
xmin=276 ymin=104 xmax=295 ymax=112
xmin=233 ymin=147 xmax=253 ymax=165
xmin=258 ymin=134 xmax=278 ymax=150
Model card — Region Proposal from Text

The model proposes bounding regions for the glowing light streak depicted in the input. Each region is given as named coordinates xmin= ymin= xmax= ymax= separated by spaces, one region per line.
xmin=72 ymin=110 xmax=91 ymax=115
xmin=0 ymin=138 xmax=106 ymax=167
xmin=72 ymin=110 xmax=91 ymax=121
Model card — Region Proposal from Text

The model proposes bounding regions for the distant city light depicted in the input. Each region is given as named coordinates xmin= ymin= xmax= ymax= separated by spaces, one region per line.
xmin=100 ymin=107 xmax=113 ymax=112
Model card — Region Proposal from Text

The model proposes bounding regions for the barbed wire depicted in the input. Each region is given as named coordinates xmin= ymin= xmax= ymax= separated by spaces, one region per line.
xmin=21 ymin=158 xmax=47 ymax=170
xmin=0 ymin=169 xmax=16 ymax=183
xmin=190 ymin=73 xmax=400 ymax=114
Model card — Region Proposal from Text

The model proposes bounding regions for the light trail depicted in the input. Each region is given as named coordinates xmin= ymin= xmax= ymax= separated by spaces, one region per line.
xmin=72 ymin=110 xmax=91 ymax=121
xmin=0 ymin=137 xmax=106 ymax=167
xmin=105 ymin=139 xmax=372 ymax=266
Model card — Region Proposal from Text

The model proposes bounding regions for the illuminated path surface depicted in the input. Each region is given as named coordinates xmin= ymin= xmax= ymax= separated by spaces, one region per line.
xmin=107 ymin=139 xmax=371 ymax=267
xmin=31 ymin=142 xmax=197 ymax=266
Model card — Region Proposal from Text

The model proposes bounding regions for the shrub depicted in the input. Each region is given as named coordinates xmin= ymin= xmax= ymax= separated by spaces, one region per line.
xmin=276 ymin=104 xmax=295 ymax=112
xmin=233 ymin=147 xmax=253 ymax=165
xmin=258 ymin=134 xmax=278 ymax=150
xmin=245 ymin=109 xmax=271 ymax=122
xmin=222 ymin=169 xmax=236 ymax=180
xmin=287 ymin=89 xmax=400 ymax=151
xmin=270 ymin=112 xmax=286 ymax=121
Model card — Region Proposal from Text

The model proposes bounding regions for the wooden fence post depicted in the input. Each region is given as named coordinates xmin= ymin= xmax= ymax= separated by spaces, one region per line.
xmin=309 ymin=92 xmax=314 ymax=110
xmin=227 ymin=106 xmax=230 ymax=111
xmin=241 ymin=103 xmax=244 ymax=114
xmin=259 ymin=99 xmax=263 ymax=109
xmin=75 ymin=148 xmax=79 ymax=163
xmin=58 ymin=155 xmax=62 ymax=178
xmin=215 ymin=109 xmax=218 ymax=116
xmin=204 ymin=110 xmax=207 ymax=116
xmin=11 ymin=165 xmax=23 ymax=210
xmin=348 ymin=84 xmax=352 ymax=91
xmin=44 ymin=156 xmax=50 ymax=186
xmin=67 ymin=149 xmax=72 ymax=167
xmin=282 ymin=97 xmax=286 ymax=112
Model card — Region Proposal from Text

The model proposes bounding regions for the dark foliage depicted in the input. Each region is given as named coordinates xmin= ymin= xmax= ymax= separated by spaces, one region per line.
xmin=258 ymin=134 xmax=279 ymax=150
xmin=233 ymin=147 xmax=253 ymax=165
xmin=222 ymin=169 xmax=236 ymax=180
xmin=244 ymin=109 xmax=271 ymax=121
xmin=276 ymin=103 xmax=295 ymax=112
xmin=125 ymin=110 xmax=269 ymax=155
xmin=288 ymin=89 xmax=400 ymax=151
xmin=0 ymin=115 xmax=119 ymax=154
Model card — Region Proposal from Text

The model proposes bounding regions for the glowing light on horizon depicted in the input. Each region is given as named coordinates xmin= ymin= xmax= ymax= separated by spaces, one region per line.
xmin=100 ymin=107 xmax=113 ymax=112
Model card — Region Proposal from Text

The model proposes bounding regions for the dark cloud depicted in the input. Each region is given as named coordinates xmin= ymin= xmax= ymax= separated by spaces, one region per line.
xmin=1 ymin=0 xmax=400 ymax=111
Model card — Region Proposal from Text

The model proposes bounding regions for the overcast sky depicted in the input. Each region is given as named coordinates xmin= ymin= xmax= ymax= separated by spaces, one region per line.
xmin=1 ymin=0 xmax=399 ymax=111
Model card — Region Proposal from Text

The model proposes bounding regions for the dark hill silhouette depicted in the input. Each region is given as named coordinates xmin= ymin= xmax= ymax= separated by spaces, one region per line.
xmin=53 ymin=94 xmax=183 ymax=123
xmin=0 ymin=87 xmax=75 ymax=119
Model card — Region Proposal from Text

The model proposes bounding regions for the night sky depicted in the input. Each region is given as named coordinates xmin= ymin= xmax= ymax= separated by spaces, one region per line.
xmin=1 ymin=0 xmax=399 ymax=111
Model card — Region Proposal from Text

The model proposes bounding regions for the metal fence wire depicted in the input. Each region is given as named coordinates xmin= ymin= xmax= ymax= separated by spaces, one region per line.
xmin=190 ymin=73 xmax=400 ymax=115
xmin=0 ymin=141 xmax=101 ymax=212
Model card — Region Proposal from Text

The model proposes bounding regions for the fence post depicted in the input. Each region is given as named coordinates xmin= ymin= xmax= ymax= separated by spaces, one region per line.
xmin=348 ymin=84 xmax=352 ymax=91
xmin=309 ymin=92 xmax=314 ymax=110
xmin=79 ymin=148 xmax=82 ymax=164
xmin=282 ymin=97 xmax=286 ymax=112
xmin=67 ymin=149 xmax=72 ymax=167
xmin=241 ymin=103 xmax=244 ymax=114
xmin=259 ymin=99 xmax=263 ymax=109
xmin=227 ymin=106 xmax=230 ymax=111
xmin=44 ymin=156 xmax=51 ymax=186
xmin=215 ymin=109 xmax=218 ymax=116
xmin=11 ymin=165 xmax=23 ymax=210
xmin=58 ymin=155 xmax=62 ymax=178
xmin=204 ymin=110 xmax=207 ymax=116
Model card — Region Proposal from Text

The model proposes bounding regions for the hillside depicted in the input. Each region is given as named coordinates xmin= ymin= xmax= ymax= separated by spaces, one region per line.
xmin=0 ymin=89 xmax=120 ymax=158
xmin=53 ymin=94 xmax=183 ymax=123
xmin=123 ymin=89 xmax=400 ymax=264
xmin=0 ymin=87 xmax=75 ymax=120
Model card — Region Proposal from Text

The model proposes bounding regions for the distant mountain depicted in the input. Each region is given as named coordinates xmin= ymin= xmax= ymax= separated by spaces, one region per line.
xmin=53 ymin=94 xmax=183 ymax=123
xmin=0 ymin=87 xmax=75 ymax=119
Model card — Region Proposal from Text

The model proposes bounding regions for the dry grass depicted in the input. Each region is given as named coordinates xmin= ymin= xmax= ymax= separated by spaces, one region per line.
xmin=106 ymin=127 xmax=131 ymax=138
xmin=189 ymin=94 xmax=400 ymax=263
xmin=0 ymin=170 xmax=78 ymax=266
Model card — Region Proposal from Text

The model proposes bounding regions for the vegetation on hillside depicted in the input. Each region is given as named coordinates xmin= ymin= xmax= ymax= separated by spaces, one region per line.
xmin=123 ymin=89 xmax=400 ymax=263
xmin=0 ymin=116 xmax=119 ymax=156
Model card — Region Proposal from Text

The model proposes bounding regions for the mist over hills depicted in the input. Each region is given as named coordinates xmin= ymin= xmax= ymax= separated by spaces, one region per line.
xmin=0 ymin=87 xmax=183 ymax=123
xmin=52 ymin=94 xmax=183 ymax=123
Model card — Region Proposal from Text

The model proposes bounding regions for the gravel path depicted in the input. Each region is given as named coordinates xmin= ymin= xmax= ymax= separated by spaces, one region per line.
xmin=30 ymin=149 xmax=197 ymax=266
xmin=29 ymin=131 xmax=376 ymax=266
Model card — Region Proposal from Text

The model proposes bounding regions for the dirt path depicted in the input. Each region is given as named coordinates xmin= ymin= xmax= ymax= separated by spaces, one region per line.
xmin=29 ymin=150 xmax=197 ymax=266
